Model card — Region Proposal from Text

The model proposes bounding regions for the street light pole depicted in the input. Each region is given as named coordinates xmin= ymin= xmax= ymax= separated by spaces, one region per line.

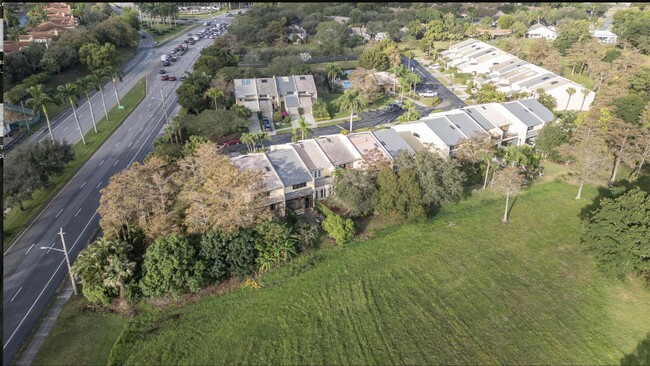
xmin=58 ymin=228 xmax=78 ymax=295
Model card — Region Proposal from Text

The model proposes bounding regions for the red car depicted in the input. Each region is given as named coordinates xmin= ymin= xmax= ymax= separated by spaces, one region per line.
xmin=160 ymin=75 xmax=169 ymax=81
xmin=169 ymin=76 xmax=177 ymax=81
xmin=223 ymin=138 xmax=241 ymax=146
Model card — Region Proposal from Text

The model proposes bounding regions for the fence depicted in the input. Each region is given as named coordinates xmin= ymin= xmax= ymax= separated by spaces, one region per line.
xmin=4 ymin=102 xmax=42 ymax=151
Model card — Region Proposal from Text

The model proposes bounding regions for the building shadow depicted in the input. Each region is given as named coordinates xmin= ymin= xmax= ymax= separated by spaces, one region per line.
xmin=621 ymin=332 xmax=650 ymax=366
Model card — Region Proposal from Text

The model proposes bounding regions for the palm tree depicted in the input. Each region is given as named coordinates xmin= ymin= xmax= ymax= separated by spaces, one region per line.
xmin=405 ymin=50 xmax=415 ymax=69
xmin=579 ymin=88 xmax=589 ymax=111
xmin=105 ymin=66 xmax=124 ymax=107
xmin=406 ymin=71 xmax=421 ymax=96
xmin=57 ymin=83 xmax=86 ymax=144
xmin=89 ymin=70 xmax=110 ymax=121
xmin=565 ymin=87 xmax=576 ymax=111
xmin=26 ymin=85 xmax=57 ymax=141
xmin=325 ymin=63 xmax=343 ymax=90
xmin=255 ymin=131 xmax=271 ymax=150
xmin=240 ymin=132 xmax=255 ymax=153
xmin=77 ymin=76 xmax=98 ymax=133
xmin=204 ymin=87 xmax=225 ymax=110
xmin=297 ymin=116 xmax=313 ymax=140
xmin=336 ymin=89 xmax=367 ymax=132
xmin=103 ymin=253 xmax=136 ymax=310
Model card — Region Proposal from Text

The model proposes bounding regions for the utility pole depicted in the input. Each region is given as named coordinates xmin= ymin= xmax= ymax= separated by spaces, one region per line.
xmin=20 ymin=100 xmax=30 ymax=131
xmin=58 ymin=228 xmax=78 ymax=295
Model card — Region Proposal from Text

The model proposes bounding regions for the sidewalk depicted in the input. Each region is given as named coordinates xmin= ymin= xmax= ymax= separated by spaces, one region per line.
xmin=15 ymin=281 xmax=75 ymax=366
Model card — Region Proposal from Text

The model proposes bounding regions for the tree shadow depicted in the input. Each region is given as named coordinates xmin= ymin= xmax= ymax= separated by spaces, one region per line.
xmin=579 ymin=170 xmax=650 ymax=222
xmin=620 ymin=332 xmax=650 ymax=366
xmin=507 ymin=195 xmax=518 ymax=221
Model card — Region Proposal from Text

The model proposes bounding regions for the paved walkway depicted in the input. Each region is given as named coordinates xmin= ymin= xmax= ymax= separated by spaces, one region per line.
xmin=15 ymin=281 xmax=74 ymax=366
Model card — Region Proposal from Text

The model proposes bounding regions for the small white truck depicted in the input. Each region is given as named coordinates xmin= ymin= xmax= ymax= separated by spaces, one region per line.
xmin=161 ymin=55 xmax=168 ymax=62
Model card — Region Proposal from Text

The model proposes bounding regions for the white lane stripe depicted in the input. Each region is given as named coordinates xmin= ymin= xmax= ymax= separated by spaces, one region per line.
xmin=74 ymin=208 xmax=82 ymax=218
xmin=113 ymin=159 xmax=119 ymax=167
xmin=55 ymin=209 xmax=63 ymax=218
xmin=96 ymin=181 xmax=103 ymax=189
xmin=128 ymin=127 xmax=132 ymax=132
xmin=115 ymin=142 xmax=120 ymax=148
xmin=3 ymin=212 xmax=98 ymax=350
xmin=129 ymin=96 xmax=177 ymax=167
xmin=25 ymin=243 xmax=35 ymax=255
xmin=63 ymin=126 xmax=68 ymax=132
xmin=128 ymin=141 xmax=133 ymax=147
xmin=99 ymin=159 xmax=104 ymax=167
xmin=10 ymin=288 xmax=23 ymax=303
xmin=79 ymin=181 xmax=86 ymax=190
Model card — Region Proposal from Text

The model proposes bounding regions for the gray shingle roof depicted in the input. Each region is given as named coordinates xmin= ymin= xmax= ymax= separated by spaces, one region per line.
xmin=445 ymin=113 xmax=489 ymax=139
xmin=291 ymin=140 xmax=331 ymax=172
xmin=501 ymin=101 xmax=546 ymax=127
xmin=315 ymin=135 xmax=356 ymax=166
xmin=462 ymin=107 xmax=498 ymax=131
xmin=372 ymin=129 xmax=415 ymax=157
xmin=230 ymin=154 xmax=284 ymax=191
xmin=275 ymin=76 xmax=296 ymax=95
xmin=517 ymin=99 xmax=554 ymax=123
xmin=518 ymin=73 xmax=557 ymax=88
xmin=266 ymin=148 xmax=312 ymax=187
xmin=424 ymin=118 xmax=466 ymax=146
xmin=285 ymin=94 xmax=300 ymax=108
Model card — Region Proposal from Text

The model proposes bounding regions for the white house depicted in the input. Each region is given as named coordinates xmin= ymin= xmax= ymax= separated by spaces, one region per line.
xmin=526 ymin=24 xmax=558 ymax=40
xmin=590 ymin=29 xmax=618 ymax=44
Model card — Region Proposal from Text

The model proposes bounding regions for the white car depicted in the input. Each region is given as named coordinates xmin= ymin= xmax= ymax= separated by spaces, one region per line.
xmin=418 ymin=90 xmax=438 ymax=98
xmin=428 ymin=64 xmax=441 ymax=70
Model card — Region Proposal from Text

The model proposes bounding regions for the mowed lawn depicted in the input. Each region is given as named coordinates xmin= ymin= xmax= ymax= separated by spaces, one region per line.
xmin=82 ymin=180 xmax=650 ymax=365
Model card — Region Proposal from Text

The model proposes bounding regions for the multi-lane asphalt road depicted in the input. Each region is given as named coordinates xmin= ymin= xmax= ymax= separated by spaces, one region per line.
xmin=2 ymin=13 xmax=233 ymax=365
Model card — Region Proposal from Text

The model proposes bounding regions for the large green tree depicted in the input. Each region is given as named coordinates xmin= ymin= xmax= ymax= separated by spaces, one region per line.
xmin=582 ymin=187 xmax=650 ymax=284
xmin=78 ymin=42 xmax=118 ymax=72
xmin=140 ymin=234 xmax=205 ymax=298
xmin=331 ymin=168 xmax=377 ymax=217
xmin=372 ymin=166 xmax=426 ymax=222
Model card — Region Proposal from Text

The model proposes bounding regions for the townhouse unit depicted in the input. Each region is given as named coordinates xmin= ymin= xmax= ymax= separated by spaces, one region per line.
xmin=345 ymin=132 xmax=393 ymax=167
xmin=441 ymin=39 xmax=595 ymax=111
xmin=314 ymin=134 xmax=364 ymax=170
xmin=590 ymin=29 xmax=618 ymax=44
xmin=233 ymin=75 xmax=318 ymax=118
xmin=370 ymin=128 xmax=416 ymax=159
xmin=266 ymin=147 xmax=315 ymax=212
xmin=291 ymin=139 xmax=335 ymax=200
xmin=230 ymin=153 xmax=286 ymax=215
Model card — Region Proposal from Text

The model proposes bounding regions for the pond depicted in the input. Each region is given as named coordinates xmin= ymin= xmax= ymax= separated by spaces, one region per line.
xmin=342 ymin=81 xmax=351 ymax=90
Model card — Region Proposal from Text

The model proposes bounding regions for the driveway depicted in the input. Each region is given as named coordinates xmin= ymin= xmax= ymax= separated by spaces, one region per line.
xmin=402 ymin=56 xmax=467 ymax=110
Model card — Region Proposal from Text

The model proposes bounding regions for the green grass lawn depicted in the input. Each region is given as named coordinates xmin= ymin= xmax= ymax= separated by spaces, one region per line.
xmin=3 ymin=78 xmax=146 ymax=248
xmin=145 ymin=23 xmax=202 ymax=46
xmin=35 ymin=178 xmax=650 ymax=365
xmin=310 ymin=60 xmax=359 ymax=72
xmin=32 ymin=295 xmax=126 ymax=366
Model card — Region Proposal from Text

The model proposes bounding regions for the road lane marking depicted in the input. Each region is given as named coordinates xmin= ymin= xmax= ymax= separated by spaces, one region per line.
xmin=128 ymin=141 xmax=133 ymax=147
xmin=63 ymin=126 xmax=68 ymax=132
xmin=129 ymin=96 xmax=177 ymax=167
xmin=3 ymin=212 xmax=98 ymax=350
xmin=115 ymin=142 xmax=120 ymax=148
xmin=55 ymin=209 xmax=63 ymax=218
xmin=128 ymin=127 xmax=132 ymax=132
xmin=96 ymin=181 xmax=103 ymax=189
xmin=140 ymin=127 xmax=144 ymax=132
xmin=99 ymin=159 xmax=104 ymax=167
xmin=74 ymin=208 xmax=82 ymax=217
xmin=113 ymin=159 xmax=119 ymax=167
xmin=25 ymin=243 xmax=35 ymax=255
xmin=10 ymin=288 xmax=23 ymax=303
xmin=79 ymin=181 xmax=86 ymax=189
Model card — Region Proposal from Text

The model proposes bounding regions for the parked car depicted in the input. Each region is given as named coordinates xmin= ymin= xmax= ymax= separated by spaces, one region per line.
xmin=170 ymin=49 xmax=176 ymax=54
xmin=385 ymin=103 xmax=400 ymax=112
xmin=171 ymin=56 xmax=178 ymax=62
xmin=159 ymin=69 xmax=166 ymax=74
xmin=161 ymin=75 xmax=169 ymax=81
xmin=428 ymin=64 xmax=440 ymax=70
xmin=418 ymin=90 xmax=438 ymax=98
xmin=141 ymin=34 xmax=147 ymax=39
xmin=223 ymin=138 xmax=241 ymax=146
xmin=187 ymin=32 xmax=192 ymax=36
xmin=179 ymin=76 xmax=186 ymax=81
xmin=262 ymin=117 xmax=272 ymax=131
xmin=169 ymin=76 xmax=177 ymax=81
xmin=162 ymin=61 xmax=171 ymax=67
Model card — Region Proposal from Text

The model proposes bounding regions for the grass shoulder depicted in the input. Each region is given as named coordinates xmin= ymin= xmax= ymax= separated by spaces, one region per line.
xmin=3 ymin=78 xmax=147 ymax=248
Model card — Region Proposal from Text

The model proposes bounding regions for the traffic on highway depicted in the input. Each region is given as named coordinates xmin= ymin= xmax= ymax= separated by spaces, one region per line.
xmin=2 ymin=11 xmax=236 ymax=365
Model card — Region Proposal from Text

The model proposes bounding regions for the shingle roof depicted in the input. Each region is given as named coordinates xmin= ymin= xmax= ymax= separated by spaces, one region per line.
xmin=346 ymin=132 xmax=392 ymax=162
xmin=424 ymin=118 xmax=467 ymax=146
xmin=517 ymin=99 xmax=555 ymax=123
xmin=462 ymin=107 xmax=499 ymax=131
xmin=501 ymin=101 xmax=546 ymax=127
xmin=292 ymin=140 xmax=331 ymax=172
xmin=444 ymin=113 xmax=489 ymax=139
xmin=231 ymin=154 xmax=284 ymax=191
xmin=315 ymin=135 xmax=356 ymax=166
xmin=372 ymin=129 xmax=415 ymax=157
xmin=266 ymin=148 xmax=312 ymax=187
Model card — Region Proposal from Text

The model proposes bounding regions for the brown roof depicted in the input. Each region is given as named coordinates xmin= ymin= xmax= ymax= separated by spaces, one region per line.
xmin=4 ymin=41 xmax=32 ymax=54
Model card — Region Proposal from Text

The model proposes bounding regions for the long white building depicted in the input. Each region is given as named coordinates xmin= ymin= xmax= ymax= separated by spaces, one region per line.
xmin=441 ymin=39 xmax=595 ymax=111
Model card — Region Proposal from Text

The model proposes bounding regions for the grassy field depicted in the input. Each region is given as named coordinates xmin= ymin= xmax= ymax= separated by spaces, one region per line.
xmin=3 ymin=78 xmax=147 ymax=248
xmin=32 ymin=295 xmax=125 ymax=366
xmin=144 ymin=23 xmax=202 ymax=46
xmin=35 ymin=175 xmax=650 ymax=365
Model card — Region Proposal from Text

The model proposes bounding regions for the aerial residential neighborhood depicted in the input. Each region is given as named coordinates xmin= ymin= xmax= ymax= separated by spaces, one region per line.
xmin=3 ymin=2 xmax=650 ymax=365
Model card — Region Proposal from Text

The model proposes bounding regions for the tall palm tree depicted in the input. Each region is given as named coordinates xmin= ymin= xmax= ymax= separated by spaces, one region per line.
xmin=324 ymin=63 xmax=343 ymax=90
xmin=255 ymin=131 xmax=271 ymax=150
xmin=105 ymin=66 xmax=124 ymax=107
xmin=26 ymin=85 xmax=57 ymax=141
xmin=579 ymin=88 xmax=589 ymax=111
xmin=57 ymin=83 xmax=86 ymax=145
xmin=297 ymin=116 xmax=313 ymax=140
xmin=405 ymin=50 xmax=415 ymax=69
xmin=89 ymin=70 xmax=110 ymax=121
xmin=336 ymin=89 xmax=367 ymax=132
xmin=77 ymin=76 xmax=98 ymax=133
xmin=240 ymin=132 xmax=255 ymax=153
xmin=565 ymin=87 xmax=576 ymax=111
xmin=204 ymin=87 xmax=225 ymax=110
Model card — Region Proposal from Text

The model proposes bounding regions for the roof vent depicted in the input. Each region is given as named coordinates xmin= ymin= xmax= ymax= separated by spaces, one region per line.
xmin=264 ymin=167 xmax=270 ymax=172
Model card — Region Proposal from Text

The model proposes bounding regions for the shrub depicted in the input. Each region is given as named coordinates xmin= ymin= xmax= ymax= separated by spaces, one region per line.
xmin=341 ymin=129 xmax=349 ymax=135
xmin=293 ymin=222 xmax=321 ymax=251
xmin=430 ymin=96 xmax=441 ymax=106
xmin=322 ymin=213 xmax=355 ymax=245
xmin=298 ymin=107 xmax=304 ymax=115
xmin=272 ymin=112 xmax=283 ymax=124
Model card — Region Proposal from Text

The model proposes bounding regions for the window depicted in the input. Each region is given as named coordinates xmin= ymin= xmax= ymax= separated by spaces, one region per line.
xmin=292 ymin=182 xmax=307 ymax=189
xmin=338 ymin=164 xmax=347 ymax=169
xmin=320 ymin=189 xmax=324 ymax=198
xmin=286 ymin=91 xmax=294 ymax=95
xmin=259 ymin=94 xmax=268 ymax=98
xmin=313 ymin=170 xmax=321 ymax=178
xmin=242 ymin=79 xmax=251 ymax=85
xmin=328 ymin=187 xmax=332 ymax=196
xmin=299 ymin=76 xmax=306 ymax=80
xmin=298 ymin=91 xmax=307 ymax=95
xmin=527 ymin=126 xmax=534 ymax=131
xmin=413 ymin=132 xmax=420 ymax=138
xmin=449 ymin=145 xmax=456 ymax=150
xmin=261 ymin=79 xmax=268 ymax=83
xmin=265 ymin=167 xmax=270 ymax=172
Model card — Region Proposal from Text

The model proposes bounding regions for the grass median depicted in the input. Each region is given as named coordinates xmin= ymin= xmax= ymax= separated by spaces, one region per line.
xmin=3 ymin=77 xmax=147 ymax=248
